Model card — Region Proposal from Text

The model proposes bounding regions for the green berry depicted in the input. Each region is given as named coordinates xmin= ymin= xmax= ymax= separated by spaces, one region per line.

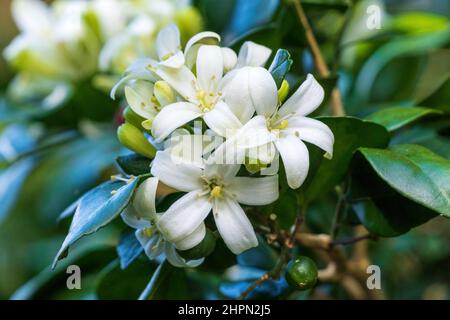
xmin=177 ymin=229 xmax=216 ymax=260
xmin=285 ymin=256 xmax=318 ymax=290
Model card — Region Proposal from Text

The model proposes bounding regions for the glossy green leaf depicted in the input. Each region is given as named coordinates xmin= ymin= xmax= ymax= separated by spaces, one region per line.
xmin=358 ymin=144 xmax=450 ymax=217
xmin=366 ymin=106 xmax=442 ymax=131
xmin=116 ymin=229 xmax=144 ymax=270
xmin=269 ymin=49 xmax=293 ymax=87
xmin=354 ymin=26 xmax=450 ymax=105
xmin=116 ymin=153 xmax=152 ymax=176
xmin=302 ymin=117 xmax=390 ymax=202
xmin=52 ymin=176 xmax=143 ymax=268
xmin=352 ymin=199 xmax=403 ymax=237
xmin=96 ymin=259 xmax=153 ymax=299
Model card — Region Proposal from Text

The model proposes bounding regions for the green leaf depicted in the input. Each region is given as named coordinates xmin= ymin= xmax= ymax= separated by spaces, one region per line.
xmin=354 ymin=25 xmax=450 ymax=105
xmin=358 ymin=144 xmax=450 ymax=217
xmin=52 ymin=177 xmax=143 ymax=268
xmin=0 ymin=158 xmax=35 ymax=224
xmin=390 ymin=12 xmax=449 ymax=35
xmin=29 ymin=135 xmax=121 ymax=223
xmin=115 ymin=153 xmax=152 ymax=176
xmin=269 ymin=49 xmax=293 ymax=87
xmin=366 ymin=106 xmax=442 ymax=131
xmin=302 ymin=117 xmax=390 ymax=202
xmin=116 ymin=229 xmax=144 ymax=270
xmin=11 ymin=228 xmax=118 ymax=300
xmin=138 ymin=260 xmax=190 ymax=300
xmin=138 ymin=260 xmax=171 ymax=300
xmin=352 ymin=199 xmax=404 ymax=237
xmin=96 ymin=259 xmax=153 ymax=299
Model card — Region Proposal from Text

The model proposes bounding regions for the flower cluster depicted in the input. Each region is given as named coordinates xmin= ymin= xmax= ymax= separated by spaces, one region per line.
xmin=114 ymin=24 xmax=335 ymax=266
xmin=4 ymin=0 xmax=201 ymax=102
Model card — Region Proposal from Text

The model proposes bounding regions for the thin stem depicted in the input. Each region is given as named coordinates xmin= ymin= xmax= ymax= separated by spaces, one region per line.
xmin=238 ymin=273 xmax=270 ymax=300
xmin=292 ymin=0 xmax=345 ymax=116
xmin=330 ymin=233 xmax=376 ymax=247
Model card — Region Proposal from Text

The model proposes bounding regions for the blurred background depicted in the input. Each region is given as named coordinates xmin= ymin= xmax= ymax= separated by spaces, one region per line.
xmin=0 ymin=0 xmax=449 ymax=299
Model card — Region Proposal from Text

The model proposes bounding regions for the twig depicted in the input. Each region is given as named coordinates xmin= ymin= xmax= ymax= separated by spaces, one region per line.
xmin=238 ymin=273 xmax=270 ymax=300
xmin=287 ymin=203 xmax=306 ymax=248
xmin=330 ymin=233 xmax=376 ymax=247
xmin=240 ymin=204 xmax=306 ymax=299
xmin=292 ymin=0 xmax=345 ymax=116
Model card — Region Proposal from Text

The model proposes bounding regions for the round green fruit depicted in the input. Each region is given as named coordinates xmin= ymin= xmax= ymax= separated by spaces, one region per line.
xmin=177 ymin=229 xmax=216 ymax=260
xmin=285 ymin=256 xmax=318 ymax=290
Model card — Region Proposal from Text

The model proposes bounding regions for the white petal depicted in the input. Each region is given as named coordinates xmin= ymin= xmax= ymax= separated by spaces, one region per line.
xmin=227 ymin=175 xmax=279 ymax=205
xmin=275 ymin=135 xmax=310 ymax=189
xmin=173 ymin=223 xmax=206 ymax=250
xmin=151 ymin=150 xmax=203 ymax=192
xmin=246 ymin=142 xmax=276 ymax=164
xmin=196 ymin=45 xmax=223 ymax=94
xmin=203 ymin=101 xmax=242 ymax=138
xmin=12 ymin=0 xmax=51 ymax=34
xmin=121 ymin=206 xmax=151 ymax=229
xmin=209 ymin=115 xmax=271 ymax=166
xmin=136 ymin=228 xmax=164 ymax=259
xmin=220 ymin=67 xmax=278 ymax=122
xmin=164 ymin=242 xmax=204 ymax=268
xmin=110 ymin=58 xmax=157 ymax=99
xmin=155 ymin=65 xmax=197 ymax=102
xmin=235 ymin=41 xmax=272 ymax=68
xmin=133 ymin=177 xmax=158 ymax=220
xmin=156 ymin=23 xmax=181 ymax=61
xmin=158 ymin=50 xmax=185 ymax=69
xmin=278 ymin=74 xmax=324 ymax=117
xmin=222 ymin=47 xmax=237 ymax=72
xmin=204 ymin=163 xmax=241 ymax=180
xmin=213 ymin=197 xmax=258 ymax=254
xmin=287 ymin=116 xmax=334 ymax=157
xmin=184 ymin=31 xmax=221 ymax=56
xmin=151 ymin=102 xmax=202 ymax=142
xmin=236 ymin=115 xmax=274 ymax=149
xmin=157 ymin=191 xmax=212 ymax=243
xmin=124 ymin=81 xmax=156 ymax=119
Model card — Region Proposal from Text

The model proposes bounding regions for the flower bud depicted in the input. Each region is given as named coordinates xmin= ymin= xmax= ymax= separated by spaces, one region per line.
xmin=278 ymin=79 xmax=289 ymax=103
xmin=153 ymin=81 xmax=176 ymax=107
xmin=117 ymin=123 xmax=156 ymax=159
xmin=123 ymin=106 xmax=146 ymax=130
xmin=174 ymin=7 xmax=203 ymax=43
xmin=245 ymin=158 xmax=268 ymax=173
xmin=222 ymin=47 xmax=237 ymax=72
xmin=177 ymin=228 xmax=216 ymax=260
xmin=133 ymin=177 xmax=158 ymax=220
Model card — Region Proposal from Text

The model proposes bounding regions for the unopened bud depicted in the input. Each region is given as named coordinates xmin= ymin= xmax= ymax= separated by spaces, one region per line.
xmin=123 ymin=106 xmax=146 ymax=130
xmin=154 ymin=81 xmax=176 ymax=107
xmin=278 ymin=79 xmax=289 ymax=103
xmin=222 ymin=48 xmax=237 ymax=72
xmin=174 ymin=7 xmax=203 ymax=43
xmin=117 ymin=123 xmax=156 ymax=159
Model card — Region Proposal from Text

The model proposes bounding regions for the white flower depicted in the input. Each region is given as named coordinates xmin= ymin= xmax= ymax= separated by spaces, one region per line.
xmin=150 ymin=44 xmax=244 ymax=142
xmin=151 ymin=150 xmax=279 ymax=254
xmin=223 ymin=71 xmax=334 ymax=189
xmin=121 ymin=177 xmax=204 ymax=267
xmin=109 ymin=24 xmax=220 ymax=96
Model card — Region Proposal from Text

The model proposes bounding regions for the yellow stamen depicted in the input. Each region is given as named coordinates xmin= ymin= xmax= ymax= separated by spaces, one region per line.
xmin=278 ymin=119 xmax=289 ymax=129
xmin=161 ymin=52 xmax=174 ymax=61
xmin=142 ymin=228 xmax=154 ymax=237
xmin=210 ymin=186 xmax=222 ymax=198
